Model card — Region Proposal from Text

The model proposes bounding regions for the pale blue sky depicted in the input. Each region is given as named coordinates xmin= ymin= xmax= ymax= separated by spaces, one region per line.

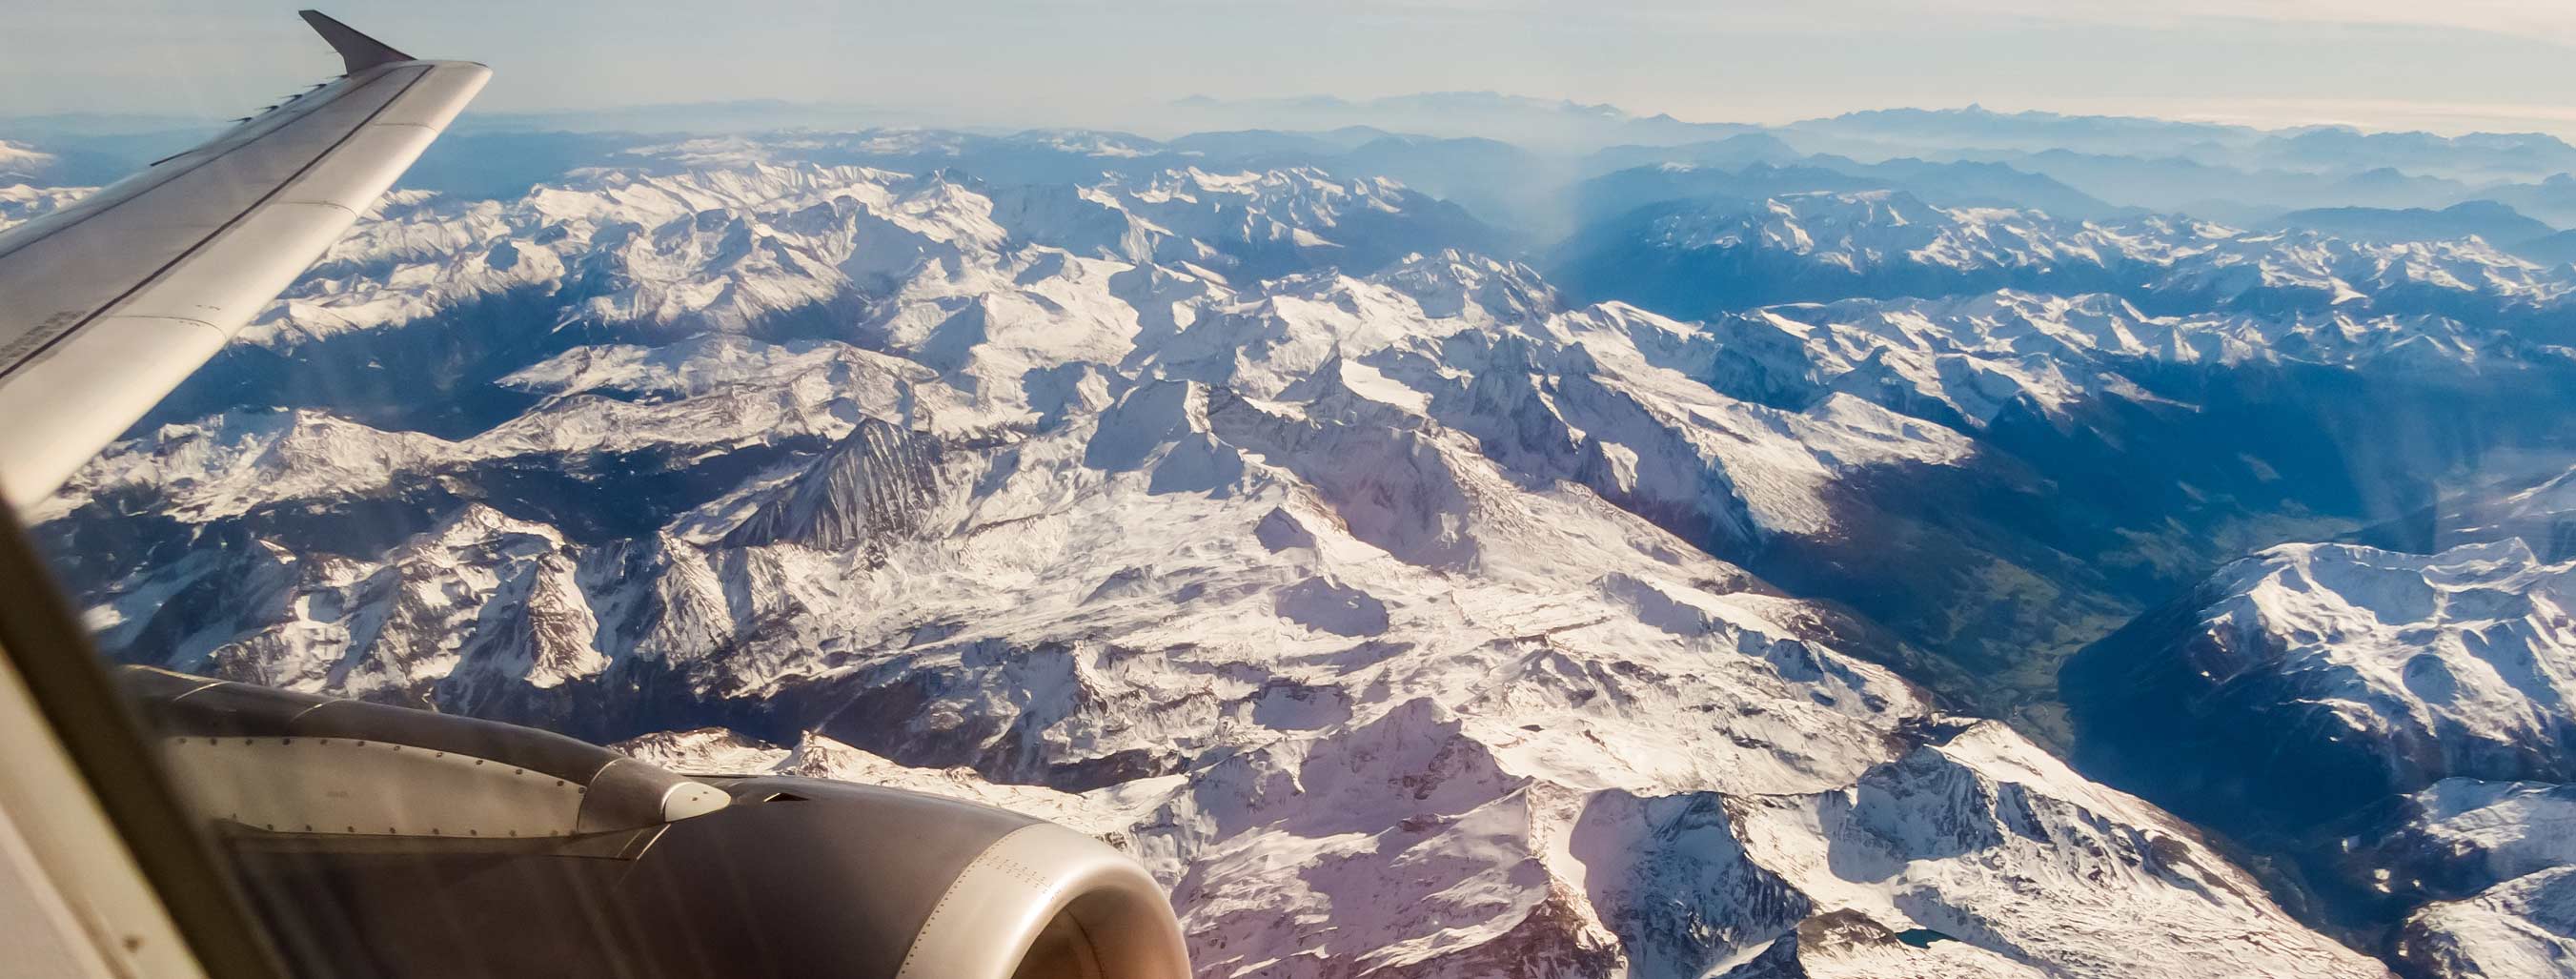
xmin=4 ymin=0 xmax=2574 ymax=136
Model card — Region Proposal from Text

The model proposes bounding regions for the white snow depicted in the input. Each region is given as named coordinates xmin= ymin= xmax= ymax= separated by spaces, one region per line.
xmin=35 ymin=137 xmax=2414 ymax=979
xmin=2190 ymin=540 xmax=2576 ymax=774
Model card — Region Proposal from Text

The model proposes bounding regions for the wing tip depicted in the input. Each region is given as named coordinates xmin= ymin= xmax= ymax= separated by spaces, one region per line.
xmin=298 ymin=10 xmax=416 ymax=75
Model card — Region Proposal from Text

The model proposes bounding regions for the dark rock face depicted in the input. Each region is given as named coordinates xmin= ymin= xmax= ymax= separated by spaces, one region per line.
xmin=725 ymin=418 xmax=950 ymax=560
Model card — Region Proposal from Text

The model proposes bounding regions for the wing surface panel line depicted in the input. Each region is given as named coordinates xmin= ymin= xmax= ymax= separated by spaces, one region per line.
xmin=0 ymin=68 xmax=433 ymax=381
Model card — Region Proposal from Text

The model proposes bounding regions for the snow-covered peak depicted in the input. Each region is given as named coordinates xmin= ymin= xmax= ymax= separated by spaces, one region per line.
xmin=1562 ymin=188 xmax=2576 ymax=327
xmin=0 ymin=138 xmax=55 ymax=181
xmin=56 ymin=410 xmax=449 ymax=523
xmin=1669 ymin=289 xmax=2531 ymax=434
xmin=33 ymin=137 xmax=2424 ymax=979
xmin=2182 ymin=540 xmax=2576 ymax=784
xmin=0 ymin=181 xmax=87 ymax=233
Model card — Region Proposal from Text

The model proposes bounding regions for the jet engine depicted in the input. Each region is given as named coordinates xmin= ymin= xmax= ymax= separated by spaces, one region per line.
xmin=125 ymin=669 xmax=1191 ymax=979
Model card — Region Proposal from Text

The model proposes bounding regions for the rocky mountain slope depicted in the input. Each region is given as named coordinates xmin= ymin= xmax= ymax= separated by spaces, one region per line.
xmin=8 ymin=135 xmax=2425 ymax=976
xmin=2064 ymin=487 xmax=2576 ymax=975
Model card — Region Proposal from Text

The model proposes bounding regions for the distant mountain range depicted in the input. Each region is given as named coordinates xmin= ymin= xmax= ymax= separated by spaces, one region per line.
xmin=2271 ymin=201 xmax=2562 ymax=260
xmin=25 ymin=92 xmax=2576 ymax=237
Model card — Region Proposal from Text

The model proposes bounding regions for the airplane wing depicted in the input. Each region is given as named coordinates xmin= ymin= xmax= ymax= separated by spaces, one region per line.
xmin=0 ymin=10 xmax=490 ymax=509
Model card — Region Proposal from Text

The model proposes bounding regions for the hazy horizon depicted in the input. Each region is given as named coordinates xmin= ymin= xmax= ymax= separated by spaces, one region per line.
xmin=9 ymin=92 xmax=2576 ymax=147
xmin=7 ymin=0 xmax=2576 ymax=141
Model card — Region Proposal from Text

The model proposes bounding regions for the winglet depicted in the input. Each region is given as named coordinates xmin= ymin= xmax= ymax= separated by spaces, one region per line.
xmin=298 ymin=10 xmax=415 ymax=74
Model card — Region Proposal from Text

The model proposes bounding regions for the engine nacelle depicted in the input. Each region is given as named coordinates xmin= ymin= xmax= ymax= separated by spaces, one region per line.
xmin=124 ymin=669 xmax=1191 ymax=979
xmin=694 ymin=776 xmax=1191 ymax=979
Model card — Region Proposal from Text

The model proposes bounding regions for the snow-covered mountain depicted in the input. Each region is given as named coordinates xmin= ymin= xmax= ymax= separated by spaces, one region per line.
xmin=2064 ymin=526 xmax=2576 ymax=974
xmin=1551 ymin=190 xmax=2576 ymax=331
xmin=2070 ymin=540 xmax=2576 ymax=826
xmin=2356 ymin=780 xmax=2576 ymax=978
xmin=29 ymin=116 xmax=2576 ymax=975
xmin=1592 ymin=277 xmax=2576 ymax=742
xmin=0 ymin=179 xmax=83 ymax=232
xmin=1165 ymin=91 xmax=1740 ymax=150
xmin=0 ymin=138 xmax=54 ymax=183
xmin=1657 ymin=290 xmax=2546 ymax=433
xmin=21 ymin=138 xmax=2414 ymax=976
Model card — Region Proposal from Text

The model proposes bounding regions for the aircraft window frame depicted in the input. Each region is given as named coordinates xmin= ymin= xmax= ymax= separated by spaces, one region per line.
xmin=0 ymin=503 xmax=286 ymax=978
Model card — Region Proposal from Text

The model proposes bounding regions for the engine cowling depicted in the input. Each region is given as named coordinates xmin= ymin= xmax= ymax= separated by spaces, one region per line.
xmin=700 ymin=776 xmax=1191 ymax=979
xmin=124 ymin=669 xmax=1192 ymax=979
